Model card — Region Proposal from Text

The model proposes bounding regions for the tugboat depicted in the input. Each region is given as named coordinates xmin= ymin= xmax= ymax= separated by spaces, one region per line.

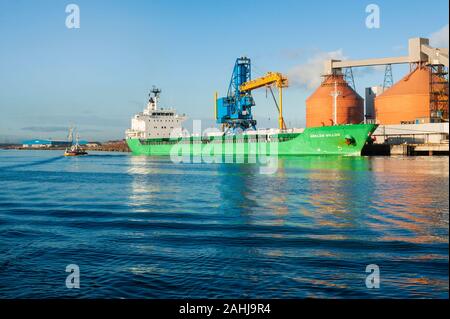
xmin=64 ymin=127 xmax=88 ymax=156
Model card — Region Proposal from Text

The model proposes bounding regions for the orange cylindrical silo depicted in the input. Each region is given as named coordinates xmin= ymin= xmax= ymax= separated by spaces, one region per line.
xmin=306 ymin=75 xmax=364 ymax=128
xmin=375 ymin=66 xmax=448 ymax=124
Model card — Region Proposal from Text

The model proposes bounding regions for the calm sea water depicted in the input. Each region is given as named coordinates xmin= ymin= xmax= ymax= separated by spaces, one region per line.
xmin=0 ymin=150 xmax=448 ymax=299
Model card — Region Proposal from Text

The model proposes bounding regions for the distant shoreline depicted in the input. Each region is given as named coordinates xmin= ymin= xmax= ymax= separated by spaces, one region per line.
xmin=0 ymin=140 xmax=130 ymax=153
xmin=0 ymin=147 xmax=130 ymax=153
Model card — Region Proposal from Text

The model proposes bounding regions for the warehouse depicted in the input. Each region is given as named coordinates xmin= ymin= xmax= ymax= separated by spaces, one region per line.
xmin=22 ymin=139 xmax=73 ymax=148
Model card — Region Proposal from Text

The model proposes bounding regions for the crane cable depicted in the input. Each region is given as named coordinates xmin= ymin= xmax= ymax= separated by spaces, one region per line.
xmin=251 ymin=61 xmax=287 ymax=129
xmin=267 ymin=86 xmax=287 ymax=129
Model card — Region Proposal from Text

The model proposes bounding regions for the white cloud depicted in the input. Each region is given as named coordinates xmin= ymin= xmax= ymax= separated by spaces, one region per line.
xmin=429 ymin=24 xmax=449 ymax=48
xmin=287 ymin=49 xmax=346 ymax=90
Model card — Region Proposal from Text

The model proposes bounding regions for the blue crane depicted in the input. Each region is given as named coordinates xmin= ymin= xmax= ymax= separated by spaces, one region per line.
xmin=215 ymin=57 xmax=289 ymax=133
xmin=215 ymin=57 xmax=257 ymax=133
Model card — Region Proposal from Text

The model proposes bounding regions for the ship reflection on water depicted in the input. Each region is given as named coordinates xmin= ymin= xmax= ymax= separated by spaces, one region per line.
xmin=122 ymin=155 xmax=448 ymax=298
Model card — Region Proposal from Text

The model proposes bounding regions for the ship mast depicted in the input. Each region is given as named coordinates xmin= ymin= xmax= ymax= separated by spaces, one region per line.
xmin=149 ymin=86 xmax=162 ymax=111
xmin=67 ymin=127 xmax=74 ymax=145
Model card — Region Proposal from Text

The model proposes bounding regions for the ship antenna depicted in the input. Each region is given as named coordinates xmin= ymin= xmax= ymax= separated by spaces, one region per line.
xmin=150 ymin=86 xmax=162 ymax=110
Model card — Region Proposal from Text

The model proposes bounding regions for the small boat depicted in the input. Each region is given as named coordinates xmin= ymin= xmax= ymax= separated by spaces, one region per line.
xmin=64 ymin=147 xmax=88 ymax=156
xmin=64 ymin=127 xmax=88 ymax=156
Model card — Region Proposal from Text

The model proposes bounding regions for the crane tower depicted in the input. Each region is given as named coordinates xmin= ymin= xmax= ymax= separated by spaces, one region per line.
xmin=215 ymin=57 xmax=288 ymax=133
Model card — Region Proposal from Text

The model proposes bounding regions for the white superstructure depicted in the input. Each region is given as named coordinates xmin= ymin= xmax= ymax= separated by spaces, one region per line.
xmin=126 ymin=87 xmax=187 ymax=139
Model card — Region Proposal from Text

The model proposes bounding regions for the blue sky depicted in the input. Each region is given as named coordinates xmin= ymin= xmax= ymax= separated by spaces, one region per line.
xmin=0 ymin=0 xmax=448 ymax=142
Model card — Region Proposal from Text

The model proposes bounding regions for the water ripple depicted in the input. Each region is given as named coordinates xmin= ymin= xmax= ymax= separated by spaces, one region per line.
xmin=0 ymin=151 xmax=448 ymax=298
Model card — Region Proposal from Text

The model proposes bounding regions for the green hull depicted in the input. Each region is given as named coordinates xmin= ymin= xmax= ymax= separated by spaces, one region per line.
xmin=126 ymin=124 xmax=378 ymax=157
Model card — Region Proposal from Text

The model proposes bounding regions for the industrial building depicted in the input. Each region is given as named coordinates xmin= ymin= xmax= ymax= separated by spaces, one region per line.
xmin=305 ymin=37 xmax=448 ymax=154
xmin=307 ymin=37 xmax=448 ymax=127
xmin=365 ymin=86 xmax=384 ymax=122
xmin=22 ymin=139 xmax=86 ymax=148
xmin=375 ymin=66 xmax=448 ymax=125
xmin=306 ymin=74 xmax=364 ymax=127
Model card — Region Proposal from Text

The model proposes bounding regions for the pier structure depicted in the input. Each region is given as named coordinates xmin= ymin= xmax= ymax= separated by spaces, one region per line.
xmin=364 ymin=122 xmax=449 ymax=155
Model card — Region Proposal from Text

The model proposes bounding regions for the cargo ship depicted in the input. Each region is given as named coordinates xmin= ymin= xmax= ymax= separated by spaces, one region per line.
xmin=126 ymin=58 xmax=378 ymax=157
xmin=125 ymin=87 xmax=377 ymax=157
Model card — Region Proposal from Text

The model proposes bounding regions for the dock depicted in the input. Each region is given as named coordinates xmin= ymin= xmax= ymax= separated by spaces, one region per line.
xmin=364 ymin=122 xmax=449 ymax=156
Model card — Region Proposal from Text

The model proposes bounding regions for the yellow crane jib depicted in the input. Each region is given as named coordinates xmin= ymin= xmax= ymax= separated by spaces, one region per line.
xmin=239 ymin=72 xmax=288 ymax=92
xmin=239 ymin=72 xmax=289 ymax=130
